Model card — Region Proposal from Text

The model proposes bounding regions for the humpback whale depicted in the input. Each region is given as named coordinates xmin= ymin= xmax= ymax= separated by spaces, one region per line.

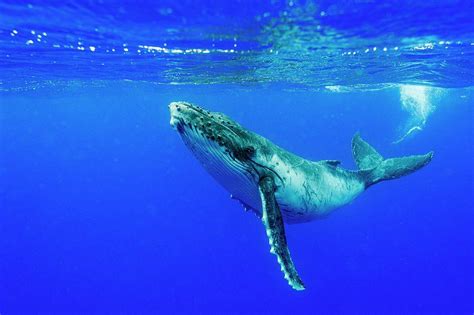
xmin=169 ymin=101 xmax=433 ymax=291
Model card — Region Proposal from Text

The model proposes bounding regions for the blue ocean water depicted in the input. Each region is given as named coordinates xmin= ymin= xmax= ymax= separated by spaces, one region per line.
xmin=0 ymin=1 xmax=473 ymax=313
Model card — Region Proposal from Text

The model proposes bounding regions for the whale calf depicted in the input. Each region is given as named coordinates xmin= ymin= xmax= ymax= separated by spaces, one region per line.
xmin=169 ymin=101 xmax=433 ymax=290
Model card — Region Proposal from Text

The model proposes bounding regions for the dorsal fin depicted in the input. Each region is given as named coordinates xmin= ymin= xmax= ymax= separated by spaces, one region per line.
xmin=321 ymin=160 xmax=341 ymax=167
xmin=352 ymin=133 xmax=383 ymax=170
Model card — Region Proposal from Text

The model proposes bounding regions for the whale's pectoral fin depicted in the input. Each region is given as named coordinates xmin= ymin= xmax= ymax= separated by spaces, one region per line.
xmin=258 ymin=176 xmax=305 ymax=291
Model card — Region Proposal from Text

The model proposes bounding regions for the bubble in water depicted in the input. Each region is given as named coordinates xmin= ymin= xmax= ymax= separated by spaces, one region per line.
xmin=394 ymin=85 xmax=445 ymax=144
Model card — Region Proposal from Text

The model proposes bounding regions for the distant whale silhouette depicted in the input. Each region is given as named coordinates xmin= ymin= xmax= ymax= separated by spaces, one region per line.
xmin=169 ymin=101 xmax=433 ymax=290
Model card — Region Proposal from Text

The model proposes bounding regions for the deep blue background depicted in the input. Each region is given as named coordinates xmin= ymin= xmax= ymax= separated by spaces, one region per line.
xmin=0 ymin=84 xmax=472 ymax=313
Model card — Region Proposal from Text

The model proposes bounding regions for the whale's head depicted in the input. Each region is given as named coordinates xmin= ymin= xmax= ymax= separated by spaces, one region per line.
xmin=169 ymin=101 xmax=259 ymax=169
xmin=169 ymin=101 xmax=271 ymax=203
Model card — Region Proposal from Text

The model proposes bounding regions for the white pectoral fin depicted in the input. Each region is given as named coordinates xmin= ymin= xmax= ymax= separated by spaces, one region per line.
xmin=258 ymin=176 xmax=305 ymax=291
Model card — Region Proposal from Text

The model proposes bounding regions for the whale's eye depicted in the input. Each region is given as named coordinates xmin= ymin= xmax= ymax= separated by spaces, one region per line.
xmin=244 ymin=146 xmax=255 ymax=157
xmin=234 ymin=146 xmax=255 ymax=161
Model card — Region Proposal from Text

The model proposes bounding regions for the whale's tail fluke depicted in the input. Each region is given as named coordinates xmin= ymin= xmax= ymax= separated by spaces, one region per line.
xmin=352 ymin=133 xmax=433 ymax=188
